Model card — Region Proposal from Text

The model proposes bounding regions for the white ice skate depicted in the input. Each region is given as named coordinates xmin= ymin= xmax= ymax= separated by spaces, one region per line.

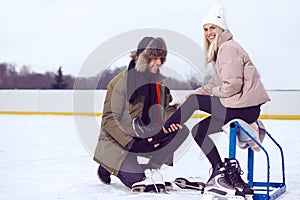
xmin=201 ymin=165 xmax=245 ymax=200
xmin=131 ymin=169 xmax=165 ymax=193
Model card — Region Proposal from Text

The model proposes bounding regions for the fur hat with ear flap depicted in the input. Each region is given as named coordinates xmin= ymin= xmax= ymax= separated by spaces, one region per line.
xmin=135 ymin=37 xmax=167 ymax=72
xmin=202 ymin=4 xmax=228 ymax=30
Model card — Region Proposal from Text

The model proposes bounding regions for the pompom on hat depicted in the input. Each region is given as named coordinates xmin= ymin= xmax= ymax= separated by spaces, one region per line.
xmin=202 ymin=4 xmax=228 ymax=30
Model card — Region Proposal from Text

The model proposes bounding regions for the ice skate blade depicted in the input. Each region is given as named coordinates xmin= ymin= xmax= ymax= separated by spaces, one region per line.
xmin=164 ymin=182 xmax=174 ymax=192
xmin=202 ymin=190 xmax=245 ymax=200
xmin=131 ymin=184 xmax=165 ymax=193
xmin=174 ymin=177 xmax=205 ymax=192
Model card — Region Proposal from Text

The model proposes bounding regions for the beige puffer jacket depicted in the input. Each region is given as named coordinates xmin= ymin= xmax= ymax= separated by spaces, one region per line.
xmin=194 ymin=30 xmax=270 ymax=108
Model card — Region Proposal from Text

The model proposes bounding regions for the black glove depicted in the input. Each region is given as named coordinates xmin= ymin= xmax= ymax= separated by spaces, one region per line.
xmin=126 ymin=137 xmax=159 ymax=153
xmin=151 ymin=129 xmax=169 ymax=143
xmin=151 ymin=124 xmax=189 ymax=146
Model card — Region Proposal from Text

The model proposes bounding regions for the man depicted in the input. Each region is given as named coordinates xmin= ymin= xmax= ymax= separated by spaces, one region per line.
xmin=93 ymin=37 xmax=189 ymax=193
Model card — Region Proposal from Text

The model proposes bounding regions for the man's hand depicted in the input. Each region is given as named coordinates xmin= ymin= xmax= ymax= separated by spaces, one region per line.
xmin=126 ymin=137 xmax=160 ymax=153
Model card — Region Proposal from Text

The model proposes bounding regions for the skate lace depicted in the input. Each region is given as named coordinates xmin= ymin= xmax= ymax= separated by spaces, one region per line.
xmin=221 ymin=173 xmax=234 ymax=187
xmin=211 ymin=167 xmax=235 ymax=188
xmin=227 ymin=165 xmax=247 ymax=188
xmin=146 ymin=169 xmax=159 ymax=193
xmin=208 ymin=165 xmax=238 ymax=189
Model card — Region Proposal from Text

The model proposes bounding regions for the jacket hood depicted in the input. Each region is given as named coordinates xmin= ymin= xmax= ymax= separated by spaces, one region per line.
xmin=218 ymin=30 xmax=233 ymax=47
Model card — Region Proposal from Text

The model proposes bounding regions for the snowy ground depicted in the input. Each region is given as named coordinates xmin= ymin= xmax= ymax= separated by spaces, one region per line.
xmin=1 ymin=115 xmax=299 ymax=199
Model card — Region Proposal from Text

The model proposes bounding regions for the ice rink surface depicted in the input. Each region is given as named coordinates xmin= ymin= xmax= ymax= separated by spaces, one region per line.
xmin=1 ymin=114 xmax=299 ymax=199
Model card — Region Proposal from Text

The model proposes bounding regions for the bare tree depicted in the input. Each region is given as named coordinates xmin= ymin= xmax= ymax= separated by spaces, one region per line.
xmin=19 ymin=65 xmax=31 ymax=76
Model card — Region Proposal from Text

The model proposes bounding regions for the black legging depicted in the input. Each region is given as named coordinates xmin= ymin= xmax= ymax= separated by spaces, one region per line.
xmin=164 ymin=94 xmax=261 ymax=169
xmin=117 ymin=126 xmax=189 ymax=188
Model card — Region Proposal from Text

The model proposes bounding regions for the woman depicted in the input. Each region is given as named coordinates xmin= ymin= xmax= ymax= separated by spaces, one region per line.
xmin=136 ymin=4 xmax=270 ymax=199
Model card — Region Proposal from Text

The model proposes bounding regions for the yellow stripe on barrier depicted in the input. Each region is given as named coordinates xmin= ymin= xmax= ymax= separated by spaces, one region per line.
xmin=259 ymin=114 xmax=300 ymax=120
xmin=191 ymin=113 xmax=300 ymax=120
xmin=0 ymin=111 xmax=300 ymax=120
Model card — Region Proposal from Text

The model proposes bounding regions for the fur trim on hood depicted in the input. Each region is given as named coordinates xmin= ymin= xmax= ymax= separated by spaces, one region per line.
xmin=135 ymin=37 xmax=167 ymax=72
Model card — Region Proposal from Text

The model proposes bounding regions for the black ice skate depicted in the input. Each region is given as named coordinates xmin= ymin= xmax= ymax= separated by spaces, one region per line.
xmin=224 ymin=158 xmax=254 ymax=197
xmin=174 ymin=177 xmax=205 ymax=192
xmin=202 ymin=163 xmax=245 ymax=200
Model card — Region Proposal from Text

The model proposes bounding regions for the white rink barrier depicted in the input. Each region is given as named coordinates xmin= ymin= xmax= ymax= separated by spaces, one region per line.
xmin=0 ymin=90 xmax=299 ymax=120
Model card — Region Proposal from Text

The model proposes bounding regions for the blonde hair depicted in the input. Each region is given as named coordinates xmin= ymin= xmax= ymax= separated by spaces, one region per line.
xmin=203 ymin=26 xmax=224 ymax=66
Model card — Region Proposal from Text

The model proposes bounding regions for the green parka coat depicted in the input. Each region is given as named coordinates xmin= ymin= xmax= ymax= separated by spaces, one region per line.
xmin=93 ymin=69 xmax=177 ymax=176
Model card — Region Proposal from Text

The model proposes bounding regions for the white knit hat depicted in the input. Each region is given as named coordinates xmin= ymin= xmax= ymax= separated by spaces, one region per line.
xmin=202 ymin=4 xmax=228 ymax=30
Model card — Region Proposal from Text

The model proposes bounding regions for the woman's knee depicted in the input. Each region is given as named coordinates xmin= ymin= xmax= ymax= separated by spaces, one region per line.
xmin=191 ymin=123 xmax=204 ymax=140
xmin=185 ymin=94 xmax=197 ymax=103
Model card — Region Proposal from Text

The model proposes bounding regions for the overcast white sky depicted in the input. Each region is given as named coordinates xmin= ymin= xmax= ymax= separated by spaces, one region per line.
xmin=0 ymin=0 xmax=299 ymax=89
